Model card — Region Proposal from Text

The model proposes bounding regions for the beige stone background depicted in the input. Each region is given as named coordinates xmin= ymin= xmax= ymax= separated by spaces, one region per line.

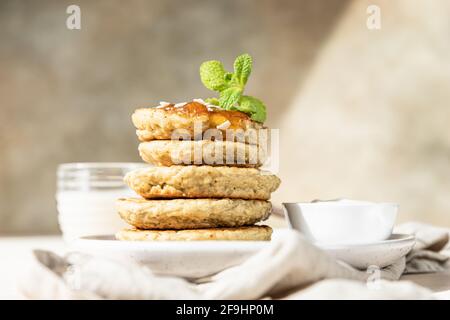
xmin=0 ymin=0 xmax=449 ymax=234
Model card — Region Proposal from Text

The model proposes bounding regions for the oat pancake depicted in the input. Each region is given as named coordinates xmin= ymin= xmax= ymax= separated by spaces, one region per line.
xmin=117 ymin=198 xmax=271 ymax=229
xmin=124 ymin=165 xmax=281 ymax=200
xmin=138 ymin=140 xmax=266 ymax=167
xmin=115 ymin=225 xmax=273 ymax=241
xmin=133 ymin=101 xmax=264 ymax=144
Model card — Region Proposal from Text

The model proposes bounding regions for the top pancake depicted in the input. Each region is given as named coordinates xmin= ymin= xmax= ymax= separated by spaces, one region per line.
xmin=132 ymin=101 xmax=264 ymax=144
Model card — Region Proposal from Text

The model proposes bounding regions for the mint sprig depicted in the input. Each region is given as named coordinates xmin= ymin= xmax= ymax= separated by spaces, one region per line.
xmin=199 ymin=53 xmax=267 ymax=123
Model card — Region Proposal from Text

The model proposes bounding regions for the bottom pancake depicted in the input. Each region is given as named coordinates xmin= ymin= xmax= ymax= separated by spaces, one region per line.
xmin=115 ymin=225 xmax=273 ymax=241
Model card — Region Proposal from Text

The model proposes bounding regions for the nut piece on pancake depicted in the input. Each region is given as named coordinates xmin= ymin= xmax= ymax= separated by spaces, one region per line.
xmin=117 ymin=198 xmax=272 ymax=230
xmin=138 ymin=140 xmax=267 ymax=167
xmin=116 ymin=225 xmax=273 ymax=241
xmin=133 ymin=101 xmax=264 ymax=144
xmin=124 ymin=165 xmax=281 ymax=200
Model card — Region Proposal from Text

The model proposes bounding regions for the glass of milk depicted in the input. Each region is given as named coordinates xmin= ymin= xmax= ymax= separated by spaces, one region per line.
xmin=56 ymin=162 xmax=147 ymax=242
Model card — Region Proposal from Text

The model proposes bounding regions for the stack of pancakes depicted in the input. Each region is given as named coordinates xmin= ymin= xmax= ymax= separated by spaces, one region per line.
xmin=115 ymin=100 xmax=281 ymax=241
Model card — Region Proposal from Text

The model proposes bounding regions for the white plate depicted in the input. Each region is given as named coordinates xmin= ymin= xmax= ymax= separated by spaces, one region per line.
xmin=72 ymin=230 xmax=415 ymax=278
xmin=72 ymin=235 xmax=267 ymax=278
xmin=318 ymin=233 xmax=415 ymax=269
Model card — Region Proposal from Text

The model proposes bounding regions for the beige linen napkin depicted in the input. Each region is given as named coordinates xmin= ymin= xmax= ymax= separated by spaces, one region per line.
xmin=395 ymin=222 xmax=450 ymax=274
xmin=18 ymin=224 xmax=449 ymax=300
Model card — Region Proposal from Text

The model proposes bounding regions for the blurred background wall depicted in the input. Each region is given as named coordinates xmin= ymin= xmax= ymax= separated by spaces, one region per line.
xmin=0 ymin=0 xmax=449 ymax=234
xmin=274 ymin=0 xmax=450 ymax=227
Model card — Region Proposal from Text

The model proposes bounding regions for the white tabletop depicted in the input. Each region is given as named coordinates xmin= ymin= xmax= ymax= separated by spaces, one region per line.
xmin=0 ymin=236 xmax=66 ymax=299
xmin=1 ymin=236 xmax=449 ymax=299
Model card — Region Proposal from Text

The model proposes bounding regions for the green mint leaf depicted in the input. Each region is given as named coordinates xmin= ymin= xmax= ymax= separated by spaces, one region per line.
xmin=219 ymin=87 xmax=243 ymax=110
xmin=237 ymin=95 xmax=266 ymax=123
xmin=233 ymin=53 xmax=252 ymax=86
xmin=205 ymin=97 xmax=220 ymax=106
xmin=200 ymin=60 xmax=228 ymax=91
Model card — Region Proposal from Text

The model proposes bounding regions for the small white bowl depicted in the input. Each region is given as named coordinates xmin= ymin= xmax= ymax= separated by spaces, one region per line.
xmin=283 ymin=200 xmax=398 ymax=245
